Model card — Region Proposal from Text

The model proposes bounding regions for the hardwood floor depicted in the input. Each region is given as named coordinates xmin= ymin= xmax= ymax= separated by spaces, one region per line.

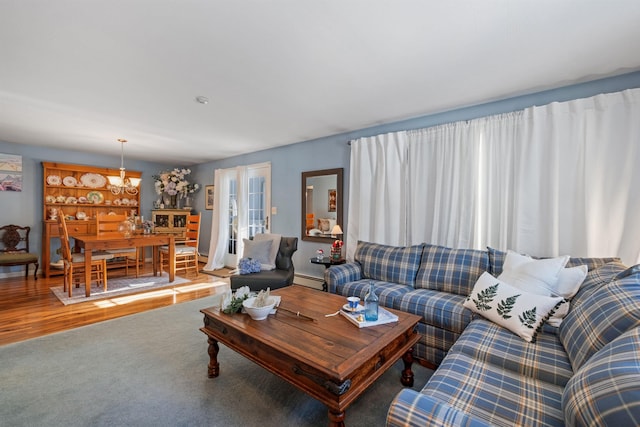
xmin=0 ymin=264 xmax=230 ymax=346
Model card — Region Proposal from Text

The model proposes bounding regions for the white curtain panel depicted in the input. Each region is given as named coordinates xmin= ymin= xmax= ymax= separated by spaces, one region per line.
xmin=346 ymin=132 xmax=409 ymax=260
xmin=350 ymin=88 xmax=640 ymax=265
xmin=408 ymin=113 xmax=522 ymax=250
xmin=204 ymin=168 xmax=232 ymax=270
xmin=518 ymin=89 xmax=640 ymax=263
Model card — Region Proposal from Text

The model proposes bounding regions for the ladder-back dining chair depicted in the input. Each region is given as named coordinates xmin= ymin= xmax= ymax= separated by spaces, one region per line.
xmin=96 ymin=213 xmax=141 ymax=277
xmin=57 ymin=210 xmax=113 ymax=297
xmin=160 ymin=213 xmax=201 ymax=278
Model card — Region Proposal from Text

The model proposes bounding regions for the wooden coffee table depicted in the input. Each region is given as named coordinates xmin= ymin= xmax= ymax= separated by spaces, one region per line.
xmin=200 ymin=285 xmax=421 ymax=426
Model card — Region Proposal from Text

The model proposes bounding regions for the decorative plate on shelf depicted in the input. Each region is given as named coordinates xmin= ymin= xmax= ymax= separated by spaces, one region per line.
xmin=77 ymin=196 xmax=88 ymax=204
xmin=46 ymin=175 xmax=61 ymax=186
xmin=62 ymin=176 xmax=77 ymax=187
xmin=80 ymin=173 xmax=107 ymax=188
xmin=65 ymin=196 xmax=78 ymax=204
xmin=76 ymin=211 xmax=87 ymax=220
xmin=45 ymin=195 xmax=56 ymax=203
xmin=86 ymin=191 xmax=104 ymax=204
xmin=121 ymin=197 xmax=130 ymax=205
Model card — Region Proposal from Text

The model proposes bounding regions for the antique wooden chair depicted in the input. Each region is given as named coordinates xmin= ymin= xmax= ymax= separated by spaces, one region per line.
xmin=57 ymin=211 xmax=112 ymax=296
xmin=160 ymin=213 xmax=201 ymax=278
xmin=0 ymin=224 xmax=39 ymax=279
xmin=96 ymin=213 xmax=141 ymax=277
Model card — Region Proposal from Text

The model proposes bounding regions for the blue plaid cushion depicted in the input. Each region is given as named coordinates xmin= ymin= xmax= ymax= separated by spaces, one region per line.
xmin=615 ymin=263 xmax=640 ymax=280
xmin=415 ymin=322 xmax=463 ymax=357
xmin=559 ymin=274 xmax=640 ymax=370
xmin=395 ymin=289 xmax=473 ymax=335
xmin=415 ymin=244 xmax=489 ymax=295
xmin=487 ymin=247 xmax=621 ymax=276
xmin=421 ymin=351 xmax=566 ymax=426
xmin=325 ymin=262 xmax=363 ymax=294
xmin=570 ymin=261 xmax=628 ymax=309
xmin=354 ymin=241 xmax=424 ymax=286
xmin=451 ymin=319 xmax=574 ymax=386
xmin=413 ymin=342 xmax=448 ymax=367
xmin=387 ymin=389 xmax=492 ymax=427
xmin=563 ymin=327 xmax=640 ymax=426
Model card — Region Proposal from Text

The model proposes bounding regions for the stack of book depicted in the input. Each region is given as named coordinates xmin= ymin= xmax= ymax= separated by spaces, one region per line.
xmin=340 ymin=306 xmax=399 ymax=328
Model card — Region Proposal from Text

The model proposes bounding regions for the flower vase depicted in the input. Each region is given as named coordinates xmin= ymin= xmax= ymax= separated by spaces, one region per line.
xmin=183 ymin=195 xmax=192 ymax=209
xmin=162 ymin=193 xmax=171 ymax=208
xmin=169 ymin=194 xmax=177 ymax=209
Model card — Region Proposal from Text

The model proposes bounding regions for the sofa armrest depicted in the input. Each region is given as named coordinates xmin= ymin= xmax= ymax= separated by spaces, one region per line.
xmin=387 ymin=389 xmax=492 ymax=427
xmin=325 ymin=262 xmax=363 ymax=294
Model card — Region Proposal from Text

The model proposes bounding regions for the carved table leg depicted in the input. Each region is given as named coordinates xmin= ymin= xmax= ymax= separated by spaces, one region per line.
xmin=328 ymin=409 xmax=345 ymax=427
xmin=207 ymin=337 xmax=220 ymax=378
xmin=401 ymin=347 xmax=415 ymax=387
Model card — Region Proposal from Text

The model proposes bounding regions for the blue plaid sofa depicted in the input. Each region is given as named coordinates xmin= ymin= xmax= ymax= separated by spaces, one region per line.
xmin=325 ymin=241 xmax=640 ymax=426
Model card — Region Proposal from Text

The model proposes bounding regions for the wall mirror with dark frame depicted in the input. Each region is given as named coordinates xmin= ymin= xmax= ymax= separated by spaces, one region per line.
xmin=301 ymin=168 xmax=343 ymax=243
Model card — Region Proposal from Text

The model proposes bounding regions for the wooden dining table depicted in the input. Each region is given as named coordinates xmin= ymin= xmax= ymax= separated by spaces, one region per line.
xmin=69 ymin=232 xmax=176 ymax=297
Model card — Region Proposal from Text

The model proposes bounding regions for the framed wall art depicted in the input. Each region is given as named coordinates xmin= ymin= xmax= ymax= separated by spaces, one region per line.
xmin=205 ymin=185 xmax=215 ymax=210
xmin=0 ymin=153 xmax=22 ymax=192
xmin=328 ymin=189 xmax=337 ymax=212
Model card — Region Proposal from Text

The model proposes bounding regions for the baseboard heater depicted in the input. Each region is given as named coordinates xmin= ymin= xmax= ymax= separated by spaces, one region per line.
xmin=294 ymin=274 xmax=324 ymax=290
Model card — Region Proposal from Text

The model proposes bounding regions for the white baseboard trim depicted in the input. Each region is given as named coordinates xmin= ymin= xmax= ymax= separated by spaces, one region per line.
xmin=0 ymin=271 xmax=29 ymax=279
xmin=294 ymin=274 xmax=324 ymax=291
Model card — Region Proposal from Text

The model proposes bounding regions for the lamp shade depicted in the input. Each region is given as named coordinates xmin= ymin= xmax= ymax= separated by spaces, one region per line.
xmin=107 ymin=175 xmax=124 ymax=186
xmin=128 ymin=177 xmax=141 ymax=187
xmin=331 ymin=224 xmax=343 ymax=236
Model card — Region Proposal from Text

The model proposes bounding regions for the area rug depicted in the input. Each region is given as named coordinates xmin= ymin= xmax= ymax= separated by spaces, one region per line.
xmin=200 ymin=267 xmax=235 ymax=278
xmin=50 ymin=273 xmax=194 ymax=305
xmin=0 ymin=296 xmax=433 ymax=426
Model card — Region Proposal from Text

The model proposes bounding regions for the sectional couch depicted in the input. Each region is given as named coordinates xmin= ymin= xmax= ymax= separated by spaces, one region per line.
xmin=325 ymin=241 xmax=640 ymax=426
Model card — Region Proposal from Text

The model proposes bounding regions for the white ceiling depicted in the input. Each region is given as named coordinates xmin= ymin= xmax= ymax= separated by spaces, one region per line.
xmin=1 ymin=1 xmax=639 ymax=165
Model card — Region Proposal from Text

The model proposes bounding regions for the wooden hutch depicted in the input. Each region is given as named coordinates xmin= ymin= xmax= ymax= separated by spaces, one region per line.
xmin=41 ymin=162 xmax=142 ymax=278
xmin=151 ymin=209 xmax=190 ymax=236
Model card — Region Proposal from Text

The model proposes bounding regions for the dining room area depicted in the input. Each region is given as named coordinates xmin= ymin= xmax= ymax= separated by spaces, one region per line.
xmin=38 ymin=160 xmax=215 ymax=307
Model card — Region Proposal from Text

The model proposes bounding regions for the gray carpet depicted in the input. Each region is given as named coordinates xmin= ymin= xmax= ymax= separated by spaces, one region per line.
xmin=0 ymin=296 xmax=433 ymax=426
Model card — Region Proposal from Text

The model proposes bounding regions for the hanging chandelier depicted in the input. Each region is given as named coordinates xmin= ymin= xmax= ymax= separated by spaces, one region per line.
xmin=107 ymin=138 xmax=141 ymax=195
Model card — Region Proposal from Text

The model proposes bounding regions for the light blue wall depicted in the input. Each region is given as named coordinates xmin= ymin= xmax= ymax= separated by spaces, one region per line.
xmin=3 ymin=71 xmax=640 ymax=279
xmin=192 ymin=70 xmax=640 ymax=279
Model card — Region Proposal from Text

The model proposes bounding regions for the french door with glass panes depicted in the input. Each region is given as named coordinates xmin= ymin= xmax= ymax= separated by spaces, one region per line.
xmin=224 ymin=163 xmax=271 ymax=267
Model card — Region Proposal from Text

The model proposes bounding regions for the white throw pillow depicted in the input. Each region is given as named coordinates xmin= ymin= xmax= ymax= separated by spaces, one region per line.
xmin=242 ymin=239 xmax=273 ymax=270
xmin=464 ymin=272 xmax=568 ymax=342
xmin=555 ymin=265 xmax=588 ymax=299
xmin=252 ymin=233 xmax=281 ymax=270
xmin=498 ymin=250 xmax=569 ymax=296
xmin=545 ymin=265 xmax=588 ymax=327
xmin=498 ymin=251 xmax=585 ymax=327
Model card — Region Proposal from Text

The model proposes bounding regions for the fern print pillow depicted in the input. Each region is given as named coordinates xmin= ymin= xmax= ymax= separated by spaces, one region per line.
xmin=464 ymin=272 xmax=568 ymax=342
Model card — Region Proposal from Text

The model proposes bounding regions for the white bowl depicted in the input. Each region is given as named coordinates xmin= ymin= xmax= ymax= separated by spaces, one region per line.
xmin=242 ymin=296 xmax=277 ymax=320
